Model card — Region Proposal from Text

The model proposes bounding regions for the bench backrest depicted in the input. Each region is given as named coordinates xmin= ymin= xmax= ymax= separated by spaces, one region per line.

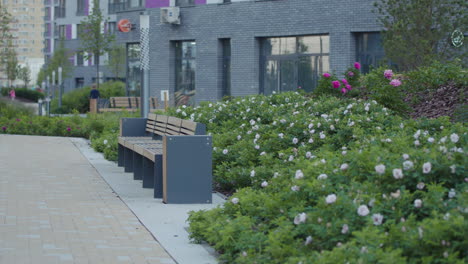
xmin=149 ymin=114 xmax=205 ymax=137
xmin=145 ymin=113 xmax=157 ymax=134
xmin=109 ymin=97 xmax=158 ymax=109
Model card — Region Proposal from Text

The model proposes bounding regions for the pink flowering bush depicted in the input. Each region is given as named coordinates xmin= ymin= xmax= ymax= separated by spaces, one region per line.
xmin=314 ymin=62 xmax=361 ymax=97
xmin=165 ymin=92 xmax=468 ymax=263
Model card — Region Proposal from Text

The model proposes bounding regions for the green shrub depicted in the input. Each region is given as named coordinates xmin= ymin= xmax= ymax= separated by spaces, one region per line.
xmin=50 ymin=81 xmax=125 ymax=114
xmin=0 ymin=99 xmax=34 ymax=119
xmin=1 ymin=87 xmax=45 ymax=101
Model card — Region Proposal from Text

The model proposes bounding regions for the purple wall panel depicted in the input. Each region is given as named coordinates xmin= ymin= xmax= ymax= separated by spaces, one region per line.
xmin=195 ymin=0 xmax=206 ymax=5
xmin=47 ymin=40 xmax=51 ymax=53
xmin=69 ymin=55 xmax=75 ymax=66
xmin=88 ymin=56 xmax=92 ymax=66
xmin=66 ymin=24 xmax=72 ymax=40
xmin=47 ymin=23 xmax=51 ymax=37
xmin=146 ymin=0 xmax=170 ymax=8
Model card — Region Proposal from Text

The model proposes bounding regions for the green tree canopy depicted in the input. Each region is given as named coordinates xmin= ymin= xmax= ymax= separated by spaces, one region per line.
xmin=374 ymin=0 xmax=468 ymax=71
xmin=106 ymin=43 xmax=126 ymax=79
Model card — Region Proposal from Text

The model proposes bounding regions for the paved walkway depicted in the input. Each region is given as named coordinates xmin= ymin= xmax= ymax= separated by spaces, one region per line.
xmin=0 ymin=135 xmax=176 ymax=264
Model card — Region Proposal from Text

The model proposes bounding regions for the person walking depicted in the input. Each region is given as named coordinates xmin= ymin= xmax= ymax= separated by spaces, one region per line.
xmin=9 ymin=89 xmax=16 ymax=101
xmin=89 ymin=84 xmax=100 ymax=113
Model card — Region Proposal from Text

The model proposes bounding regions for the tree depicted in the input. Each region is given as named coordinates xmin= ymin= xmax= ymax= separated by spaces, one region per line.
xmin=79 ymin=0 xmax=115 ymax=89
xmin=18 ymin=64 xmax=31 ymax=88
xmin=5 ymin=39 xmax=18 ymax=87
xmin=374 ymin=0 xmax=468 ymax=71
xmin=106 ymin=43 xmax=126 ymax=80
xmin=37 ymin=39 xmax=72 ymax=86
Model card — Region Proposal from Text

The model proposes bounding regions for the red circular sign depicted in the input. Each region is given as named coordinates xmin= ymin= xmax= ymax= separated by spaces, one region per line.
xmin=117 ymin=19 xmax=132 ymax=33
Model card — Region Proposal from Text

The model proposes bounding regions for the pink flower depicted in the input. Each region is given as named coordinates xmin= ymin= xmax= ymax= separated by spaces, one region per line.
xmin=389 ymin=79 xmax=402 ymax=87
xmin=341 ymin=88 xmax=347 ymax=94
xmin=346 ymin=84 xmax=352 ymax=90
xmin=341 ymin=79 xmax=348 ymax=85
xmin=354 ymin=62 xmax=361 ymax=70
xmin=1 ymin=126 xmax=6 ymax=131
xmin=66 ymin=127 xmax=71 ymax=132
xmin=384 ymin=69 xmax=393 ymax=79
xmin=332 ymin=81 xmax=341 ymax=88
xmin=323 ymin=73 xmax=331 ymax=78
xmin=348 ymin=71 xmax=354 ymax=77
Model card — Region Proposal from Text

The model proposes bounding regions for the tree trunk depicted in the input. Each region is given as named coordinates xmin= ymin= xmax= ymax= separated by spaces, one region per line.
xmin=96 ymin=53 xmax=100 ymax=90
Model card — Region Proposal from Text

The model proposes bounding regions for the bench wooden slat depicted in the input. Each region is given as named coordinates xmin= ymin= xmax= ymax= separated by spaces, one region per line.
xmin=181 ymin=120 xmax=197 ymax=131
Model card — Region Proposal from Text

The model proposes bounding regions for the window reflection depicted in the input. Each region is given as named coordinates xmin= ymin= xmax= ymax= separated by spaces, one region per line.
xmin=175 ymin=41 xmax=196 ymax=106
xmin=127 ymin=43 xmax=141 ymax=96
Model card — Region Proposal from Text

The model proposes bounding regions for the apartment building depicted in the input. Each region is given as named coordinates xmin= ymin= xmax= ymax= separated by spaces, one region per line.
xmin=111 ymin=0 xmax=386 ymax=106
xmin=1 ymin=0 xmax=44 ymax=87
xmin=44 ymin=0 xmax=119 ymax=92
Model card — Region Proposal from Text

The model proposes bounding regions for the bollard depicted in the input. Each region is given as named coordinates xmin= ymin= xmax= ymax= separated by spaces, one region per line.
xmin=38 ymin=99 xmax=43 ymax=116
xmin=45 ymin=97 xmax=51 ymax=117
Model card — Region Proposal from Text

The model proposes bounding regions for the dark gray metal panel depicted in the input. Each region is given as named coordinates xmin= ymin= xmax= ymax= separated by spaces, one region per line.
xmin=124 ymin=148 xmax=134 ymax=173
xmin=194 ymin=123 xmax=206 ymax=135
xmin=143 ymin=158 xmax=154 ymax=190
xmin=120 ymin=118 xmax=148 ymax=137
xmin=163 ymin=136 xmax=212 ymax=204
xmin=118 ymin=144 xmax=125 ymax=167
xmin=153 ymin=155 xmax=163 ymax=198
xmin=133 ymin=152 xmax=143 ymax=180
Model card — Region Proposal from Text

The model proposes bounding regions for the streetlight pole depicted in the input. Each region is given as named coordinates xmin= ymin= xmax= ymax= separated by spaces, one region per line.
xmin=52 ymin=70 xmax=56 ymax=98
xmin=58 ymin=67 xmax=62 ymax=108
xmin=140 ymin=14 xmax=150 ymax=118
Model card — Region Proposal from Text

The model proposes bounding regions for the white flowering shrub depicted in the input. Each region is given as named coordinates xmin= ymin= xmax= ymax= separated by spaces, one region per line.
xmin=167 ymin=92 xmax=467 ymax=263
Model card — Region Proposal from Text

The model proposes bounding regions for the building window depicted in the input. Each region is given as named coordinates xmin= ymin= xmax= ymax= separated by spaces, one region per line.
xmin=127 ymin=0 xmax=144 ymax=8
xmin=108 ymin=0 xmax=125 ymax=14
xmin=261 ymin=35 xmax=330 ymax=95
xmin=55 ymin=0 xmax=66 ymax=18
xmin=355 ymin=32 xmax=386 ymax=74
xmin=175 ymin=41 xmax=196 ymax=106
xmin=77 ymin=0 xmax=86 ymax=16
xmin=127 ymin=43 xmax=141 ymax=96
xmin=76 ymin=51 xmax=84 ymax=66
xmin=220 ymin=39 xmax=231 ymax=97
xmin=76 ymin=24 xmax=83 ymax=39
xmin=75 ymin=78 xmax=84 ymax=88
xmin=176 ymin=0 xmax=194 ymax=7
xmin=107 ymin=22 xmax=116 ymax=35
xmin=58 ymin=25 xmax=66 ymax=39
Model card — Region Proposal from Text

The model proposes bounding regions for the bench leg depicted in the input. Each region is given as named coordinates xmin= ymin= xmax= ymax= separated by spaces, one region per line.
xmin=133 ymin=152 xmax=143 ymax=180
xmin=152 ymin=155 xmax=163 ymax=197
xmin=118 ymin=144 xmax=125 ymax=167
xmin=124 ymin=148 xmax=134 ymax=173
xmin=142 ymin=157 xmax=154 ymax=190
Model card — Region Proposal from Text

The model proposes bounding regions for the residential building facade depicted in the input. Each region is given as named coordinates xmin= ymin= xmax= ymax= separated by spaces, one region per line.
xmin=1 ymin=0 xmax=44 ymax=87
xmin=113 ymin=0 xmax=386 ymax=106
xmin=44 ymin=0 xmax=120 ymax=92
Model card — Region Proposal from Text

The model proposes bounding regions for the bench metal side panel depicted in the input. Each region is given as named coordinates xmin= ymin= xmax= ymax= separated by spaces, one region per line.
xmin=120 ymin=118 xmax=148 ymax=137
xmin=163 ymin=135 xmax=212 ymax=204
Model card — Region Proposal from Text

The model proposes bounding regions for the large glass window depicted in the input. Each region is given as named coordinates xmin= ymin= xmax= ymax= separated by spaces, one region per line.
xmin=127 ymin=0 xmax=144 ymax=8
xmin=261 ymin=35 xmax=329 ymax=95
xmin=58 ymin=25 xmax=66 ymax=39
xmin=176 ymin=0 xmax=194 ymax=7
xmin=76 ymin=51 xmax=84 ymax=66
xmin=221 ymin=39 xmax=231 ymax=97
xmin=355 ymin=32 xmax=386 ymax=73
xmin=127 ymin=43 xmax=141 ymax=96
xmin=77 ymin=0 xmax=86 ymax=16
xmin=175 ymin=41 xmax=196 ymax=106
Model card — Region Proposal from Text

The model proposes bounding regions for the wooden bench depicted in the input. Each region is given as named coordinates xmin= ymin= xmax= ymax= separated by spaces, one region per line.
xmin=118 ymin=113 xmax=212 ymax=204
xmin=99 ymin=97 xmax=158 ymax=112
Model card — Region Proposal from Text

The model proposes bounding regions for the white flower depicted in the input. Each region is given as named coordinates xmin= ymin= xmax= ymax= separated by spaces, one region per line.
xmin=293 ymin=212 xmax=307 ymax=225
xmin=341 ymin=224 xmax=349 ymax=234
xmin=342 ymin=151 xmax=347 ymax=155
xmin=288 ymin=155 xmax=294 ymax=162
xmin=450 ymin=165 xmax=456 ymax=173
xmin=414 ymin=130 xmax=421 ymax=139
xmin=260 ymin=151 xmax=266 ymax=156
xmin=368 ymin=199 xmax=376 ymax=207
xmin=308 ymin=138 xmax=314 ymax=144
xmin=364 ymin=105 xmax=369 ymax=111
xmin=422 ymin=162 xmax=432 ymax=174
xmin=330 ymin=125 xmax=335 ymax=130
xmin=428 ymin=137 xmax=435 ymax=143
xmin=176 ymin=108 xmax=181 ymax=113
xmin=305 ymin=152 xmax=312 ymax=158
xmin=450 ymin=133 xmax=459 ymax=143
xmin=291 ymin=185 xmax=300 ymax=192
xmin=278 ymin=133 xmax=284 ymax=138
xmin=231 ymin=197 xmax=239 ymax=204
xmin=255 ymin=133 xmax=261 ymax=139
xmin=348 ymin=121 xmax=355 ymax=127
xmin=295 ymin=170 xmax=304 ymax=179
xmin=357 ymin=205 xmax=370 ymax=216
xmin=417 ymin=182 xmax=425 ymax=190
xmin=414 ymin=199 xmax=423 ymax=208
xmin=340 ymin=163 xmax=349 ymax=171
xmin=304 ymin=236 xmax=313 ymax=245
xmin=372 ymin=214 xmax=384 ymax=225
xmin=321 ymin=159 xmax=326 ymax=164
xmin=393 ymin=168 xmax=403 ymax=179
xmin=317 ymin=174 xmax=328 ymax=180
xmin=443 ymin=251 xmax=449 ymax=258
xmin=326 ymin=194 xmax=337 ymax=204
xmin=292 ymin=138 xmax=298 ymax=144
xmin=237 ymin=135 xmax=242 ymax=140
xmin=261 ymin=181 xmax=268 ymax=188
xmin=375 ymin=164 xmax=386 ymax=175
xmin=414 ymin=140 xmax=420 ymax=146
xmin=223 ymin=149 xmax=228 ymax=155
xmin=403 ymin=161 xmax=414 ymax=170
xmin=308 ymin=123 xmax=314 ymax=129
xmin=242 ymin=251 xmax=247 ymax=257
xmin=319 ymin=132 xmax=326 ymax=139
xmin=103 ymin=139 xmax=108 ymax=145
xmin=391 ymin=189 xmax=401 ymax=198
xmin=402 ymin=154 xmax=409 ymax=160
xmin=250 ymin=170 xmax=255 ymax=177
xmin=448 ymin=189 xmax=456 ymax=199
xmin=249 ymin=120 xmax=256 ymax=126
